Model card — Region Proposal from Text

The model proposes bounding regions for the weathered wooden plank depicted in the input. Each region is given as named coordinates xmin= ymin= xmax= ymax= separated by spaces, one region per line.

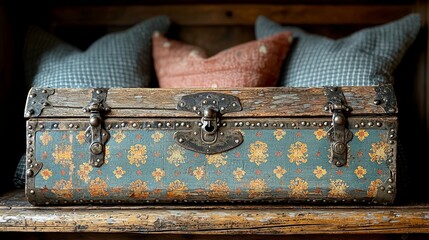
xmin=25 ymin=86 xmax=390 ymax=118
xmin=0 ymin=191 xmax=429 ymax=234
xmin=50 ymin=4 xmax=414 ymax=27
xmin=0 ymin=232 xmax=403 ymax=240
xmin=1 ymin=202 xmax=429 ymax=233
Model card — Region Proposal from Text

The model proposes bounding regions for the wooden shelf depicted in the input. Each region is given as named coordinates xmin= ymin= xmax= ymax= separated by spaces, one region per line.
xmin=1 ymin=190 xmax=429 ymax=234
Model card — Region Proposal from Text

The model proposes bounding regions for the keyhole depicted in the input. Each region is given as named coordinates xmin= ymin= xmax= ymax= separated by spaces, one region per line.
xmin=204 ymin=124 xmax=215 ymax=133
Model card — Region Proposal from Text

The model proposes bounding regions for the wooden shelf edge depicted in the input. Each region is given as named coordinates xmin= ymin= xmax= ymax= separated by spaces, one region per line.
xmin=1 ymin=190 xmax=429 ymax=234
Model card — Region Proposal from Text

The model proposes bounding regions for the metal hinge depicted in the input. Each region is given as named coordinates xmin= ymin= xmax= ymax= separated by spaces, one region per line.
xmin=83 ymin=89 xmax=110 ymax=167
xmin=175 ymin=92 xmax=243 ymax=154
xmin=24 ymin=88 xmax=55 ymax=117
xmin=324 ymin=87 xmax=353 ymax=167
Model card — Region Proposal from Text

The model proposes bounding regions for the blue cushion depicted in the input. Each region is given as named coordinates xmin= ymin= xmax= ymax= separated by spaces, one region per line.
xmin=255 ymin=13 xmax=421 ymax=87
xmin=15 ymin=16 xmax=171 ymax=189
xmin=24 ymin=15 xmax=171 ymax=88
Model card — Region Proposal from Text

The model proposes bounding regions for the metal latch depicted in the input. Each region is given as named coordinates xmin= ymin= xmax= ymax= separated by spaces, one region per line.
xmin=175 ymin=92 xmax=243 ymax=154
xmin=324 ymin=87 xmax=353 ymax=167
xmin=83 ymin=89 xmax=110 ymax=167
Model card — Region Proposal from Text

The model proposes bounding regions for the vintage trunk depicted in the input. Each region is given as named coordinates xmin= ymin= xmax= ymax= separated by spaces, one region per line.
xmin=24 ymin=85 xmax=397 ymax=206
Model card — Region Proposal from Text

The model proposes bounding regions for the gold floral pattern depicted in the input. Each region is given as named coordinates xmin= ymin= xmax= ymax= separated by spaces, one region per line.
xmin=35 ymin=127 xmax=393 ymax=203
xmin=367 ymin=179 xmax=383 ymax=197
xmin=273 ymin=129 xmax=286 ymax=141
xmin=152 ymin=168 xmax=165 ymax=182
xmin=41 ymin=169 xmax=52 ymax=180
xmin=355 ymin=130 xmax=369 ymax=141
xmin=151 ymin=131 xmax=164 ymax=142
xmin=314 ymin=129 xmax=326 ymax=140
xmin=77 ymin=162 xmax=93 ymax=183
xmin=104 ymin=145 xmax=110 ymax=164
xmin=113 ymin=167 xmax=126 ymax=179
xmin=313 ymin=166 xmax=327 ymax=179
xmin=288 ymin=177 xmax=309 ymax=198
xmin=206 ymin=153 xmax=228 ymax=168
xmin=288 ymin=141 xmax=308 ymax=165
xmin=369 ymin=141 xmax=391 ymax=164
xmin=129 ymin=179 xmax=149 ymax=199
xmin=193 ymin=166 xmax=205 ymax=180
xmin=233 ymin=167 xmax=246 ymax=181
xmin=328 ymin=179 xmax=349 ymax=198
xmin=354 ymin=166 xmax=367 ymax=179
xmin=40 ymin=131 xmax=53 ymax=146
xmin=273 ymin=166 xmax=287 ymax=179
xmin=76 ymin=131 xmax=86 ymax=144
xmin=53 ymin=144 xmax=73 ymax=167
xmin=248 ymin=179 xmax=268 ymax=198
xmin=167 ymin=145 xmax=186 ymax=167
xmin=208 ymin=180 xmax=230 ymax=199
xmin=113 ymin=130 xmax=126 ymax=143
xmin=167 ymin=180 xmax=188 ymax=199
xmin=248 ymin=141 xmax=268 ymax=166
xmin=51 ymin=180 xmax=73 ymax=199
xmin=128 ymin=144 xmax=148 ymax=167
xmin=88 ymin=177 xmax=109 ymax=197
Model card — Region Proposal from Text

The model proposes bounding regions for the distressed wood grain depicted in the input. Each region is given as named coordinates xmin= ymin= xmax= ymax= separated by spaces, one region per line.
xmin=25 ymin=86 xmax=391 ymax=118
xmin=1 ymin=190 xmax=429 ymax=234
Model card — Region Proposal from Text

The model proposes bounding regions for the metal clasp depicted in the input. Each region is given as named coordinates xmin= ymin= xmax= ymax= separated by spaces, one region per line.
xmin=175 ymin=92 xmax=243 ymax=154
xmin=83 ymin=89 xmax=110 ymax=167
xmin=324 ymin=87 xmax=353 ymax=167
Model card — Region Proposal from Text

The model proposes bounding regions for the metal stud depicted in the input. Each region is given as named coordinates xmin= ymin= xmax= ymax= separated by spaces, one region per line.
xmin=291 ymin=123 xmax=296 ymax=127
xmin=279 ymin=123 xmax=284 ymax=127
xmin=234 ymin=139 xmax=240 ymax=143
xmin=158 ymin=123 xmax=163 ymax=127
xmin=121 ymin=122 xmax=126 ymax=127
xmin=245 ymin=122 xmax=250 ymax=126
xmin=39 ymin=124 xmax=44 ymax=129
xmin=263 ymin=123 xmax=268 ymax=127
xmin=30 ymin=190 xmax=35 ymax=194
xmin=376 ymin=122 xmax=382 ymax=127
xmin=301 ymin=121 xmax=306 ymax=126
xmin=166 ymin=122 xmax=171 ymax=127
xmin=368 ymin=122 xmax=373 ymax=126
xmin=132 ymin=123 xmax=138 ymax=128
xmin=354 ymin=124 xmax=359 ymax=128
xmin=178 ymin=138 xmax=184 ymax=143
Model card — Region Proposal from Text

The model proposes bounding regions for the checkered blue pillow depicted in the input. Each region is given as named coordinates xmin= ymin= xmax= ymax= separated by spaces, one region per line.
xmin=15 ymin=16 xmax=171 ymax=189
xmin=255 ymin=13 xmax=421 ymax=87
xmin=24 ymin=15 xmax=171 ymax=88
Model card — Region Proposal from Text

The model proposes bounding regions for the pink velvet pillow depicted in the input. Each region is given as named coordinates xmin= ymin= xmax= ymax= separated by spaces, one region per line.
xmin=152 ymin=31 xmax=293 ymax=88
